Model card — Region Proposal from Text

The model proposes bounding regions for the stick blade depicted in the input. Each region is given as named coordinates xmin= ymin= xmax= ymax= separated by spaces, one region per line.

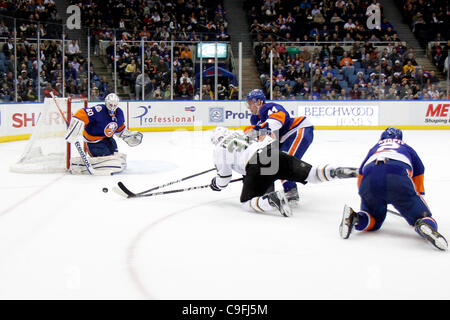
xmin=116 ymin=182 xmax=136 ymax=198
xmin=112 ymin=186 xmax=131 ymax=198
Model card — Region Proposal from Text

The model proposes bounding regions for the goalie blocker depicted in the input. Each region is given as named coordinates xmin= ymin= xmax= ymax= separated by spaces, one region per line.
xmin=64 ymin=93 xmax=143 ymax=175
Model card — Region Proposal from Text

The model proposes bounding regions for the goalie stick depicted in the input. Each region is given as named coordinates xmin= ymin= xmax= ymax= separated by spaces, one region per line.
xmin=115 ymin=167 xmax=216 ymax=198
xmin=113 ymin=178 xmax=243 ymax=199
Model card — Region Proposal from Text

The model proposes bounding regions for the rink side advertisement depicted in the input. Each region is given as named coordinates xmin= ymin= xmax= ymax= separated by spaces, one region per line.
xmin=1 ymin=100 xmax=450 ymax=142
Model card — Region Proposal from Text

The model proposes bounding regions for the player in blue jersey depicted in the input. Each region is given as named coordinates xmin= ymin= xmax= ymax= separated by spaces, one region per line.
xmin=65 ymin=93 xmax=143 ymax=174
xmin=244 ymin=89 xmax=314 ymax=206
xmin=339 ymin=127 xmax=447 ymax=251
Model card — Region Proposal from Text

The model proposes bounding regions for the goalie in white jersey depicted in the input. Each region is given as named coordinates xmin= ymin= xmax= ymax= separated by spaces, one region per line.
xmin=210 ymin=127 xmax=358 ymax=217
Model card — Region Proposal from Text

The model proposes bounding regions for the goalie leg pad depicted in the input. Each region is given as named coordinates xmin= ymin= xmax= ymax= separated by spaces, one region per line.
xmin=70 ymin=154 xmax=126 ymax=175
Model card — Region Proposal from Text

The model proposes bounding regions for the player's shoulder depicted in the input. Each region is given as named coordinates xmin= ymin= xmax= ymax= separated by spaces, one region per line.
xmin=87 ymin=103 xmax=107 ymax=114
xmin=263 ymin=102 xmax=285 ymax=109
xmin=260 ymin=102 xmax=286 ymax=114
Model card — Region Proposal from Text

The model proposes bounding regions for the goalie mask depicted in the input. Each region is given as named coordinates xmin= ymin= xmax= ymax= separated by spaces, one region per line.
xmin=211 ymin=127 xmax=230 ymax=145
xmin=105 ymin=93 xmax=120 ymax=116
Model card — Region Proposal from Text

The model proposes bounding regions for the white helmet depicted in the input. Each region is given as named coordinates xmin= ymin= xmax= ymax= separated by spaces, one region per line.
xmin=105 ymin=93 xmax=120 ymax=116
xmin=211 ymin=127 xmax=229 ymax=145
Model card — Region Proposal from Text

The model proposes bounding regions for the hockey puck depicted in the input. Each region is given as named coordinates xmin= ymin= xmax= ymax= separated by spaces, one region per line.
xmin=102 ymin=187 xmax=108 ymax=193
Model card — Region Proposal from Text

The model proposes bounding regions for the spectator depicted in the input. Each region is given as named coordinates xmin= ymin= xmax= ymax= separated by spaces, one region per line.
xmin=228 ymin=84 xmax=239 ymax=100
xmin=349 ymin=84 xmax=361 ymax=99
xmin=0 ymin=82 xmax=11 ymax=102
xmin=135 ymin=71 xmax=151 ymax=100
xmin=403 ymin=60 xmax=416 ymax=77
xmin=91 ymin=86 xmax=101 ymax=100
xmin=67 ymin=40 xmax=81 ymax=60
xmin=339 ymin=51 xmax=354 ymax=67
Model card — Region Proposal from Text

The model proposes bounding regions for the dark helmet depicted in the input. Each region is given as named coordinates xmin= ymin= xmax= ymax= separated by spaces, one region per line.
xmin=380 ymin=127 xmax=403 ymax=140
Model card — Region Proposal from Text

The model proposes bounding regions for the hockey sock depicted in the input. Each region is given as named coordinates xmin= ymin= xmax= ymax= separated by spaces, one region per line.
xmin=282 ymin=181 xmax=297 ymax=192
xmin=242 ymin=197 xmax=274 ymax=213
xmin=306 ymin=165 xmax=336 ymax=183
xmin=354 ymin=211 xmax=376 ymax=231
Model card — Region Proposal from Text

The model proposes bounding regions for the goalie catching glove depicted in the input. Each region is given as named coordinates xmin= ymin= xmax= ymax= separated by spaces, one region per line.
xmin=119 ymin=129 xmax=143 ymax=147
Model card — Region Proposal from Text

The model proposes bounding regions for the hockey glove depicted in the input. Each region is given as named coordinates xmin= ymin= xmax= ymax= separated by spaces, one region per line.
xmin=210 ymin=177 xmax=222 ymax=192
xmin=120 ymin=129 xmax=143 ymax=147
xmin=65 ymin=117 xmax=85 ymax=143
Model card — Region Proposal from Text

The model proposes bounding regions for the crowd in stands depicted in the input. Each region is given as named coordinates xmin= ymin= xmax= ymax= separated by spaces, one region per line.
xmin=0 ymin=0 xmax=447 ymax=102
xmin=246 ymin=0 xmax=448 ymax=100
xmin=255 ymin=40 xmax=446 ymax=100
xmin=73 ymin=0 xmax=229 ymax=43
xmin=71 ymin=0 xmax=231 ymax=100
xmin=396 ymin=0 xmax=448 ymax=46
xmin=244 ymin=0 xmax=399 ymax=43
xmin=395 ymin=0 xmax=449 ymax=77
xmin=0 ymin=0 xmax=104 ymax=102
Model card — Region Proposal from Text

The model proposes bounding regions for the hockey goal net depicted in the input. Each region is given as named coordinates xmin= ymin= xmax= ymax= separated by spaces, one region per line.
xmin=10 ymin=97 xmax=88 ymax=173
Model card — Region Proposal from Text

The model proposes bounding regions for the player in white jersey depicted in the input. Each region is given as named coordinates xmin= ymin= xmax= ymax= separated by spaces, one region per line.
xmin=209 ymin=127 xmax=358 ymax=217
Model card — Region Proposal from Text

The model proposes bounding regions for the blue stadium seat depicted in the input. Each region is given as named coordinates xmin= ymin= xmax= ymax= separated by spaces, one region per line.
xmin=347 ymin=74 xmax=357 ymax=85
xmin=355 ymin=68 xmax=365 ymax=75
xmin=339 ymin=80 xmax=348 ymax=89
xmin=343 ymin=67 xmax=355 ymax=80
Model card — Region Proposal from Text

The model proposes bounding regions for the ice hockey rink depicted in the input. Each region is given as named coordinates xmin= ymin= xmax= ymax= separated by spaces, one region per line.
xmin=1 ymin=129 xmax=450 ymax=300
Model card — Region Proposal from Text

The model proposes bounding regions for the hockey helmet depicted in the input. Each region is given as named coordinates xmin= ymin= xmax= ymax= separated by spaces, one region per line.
xmin=245 ymin=89 xmax=266 ymax=104
xmin=245 ymin=89 xmax=266 ymax=115
xmin=211 ymin=127 xmax=230 ymax=145
xmin=105 ymin=93 xmax=120 ymax=116
xmin=380 ymin=127 xmax=403 ymax=140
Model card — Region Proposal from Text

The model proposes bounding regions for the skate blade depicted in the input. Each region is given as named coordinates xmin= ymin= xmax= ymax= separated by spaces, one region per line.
xmin=279 ymin=192 xmax=292 ymax=217
xmin=419 ymin=224 xmax=448 ymax=251
xmin=339 ymin=205 xmax=353 ymax=239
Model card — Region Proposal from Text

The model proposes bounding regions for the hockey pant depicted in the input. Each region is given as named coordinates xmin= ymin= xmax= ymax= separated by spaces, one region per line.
xmin=279 ymin=126 xmax=314 ymax=192
xmin=87 ymin=137 xmax=118 ymax=157
xmin=240 ymin=145 xmax=312 ymax=204
xmin=356 ymin=160 xmax=432 ymax=231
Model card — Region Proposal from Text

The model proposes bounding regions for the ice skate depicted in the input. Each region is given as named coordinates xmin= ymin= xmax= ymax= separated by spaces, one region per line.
xmin=264 ymin=190 xmax=292 ymax=217
xmin=285 ymin=185 xmax=299 ymax=207
xmin=331 ymin=167 xmax=358 ymax=179
xmin=339 ymin=205 xmax=359 ymax=239
xmin=415 ymin=219 xmax=448 ymax=251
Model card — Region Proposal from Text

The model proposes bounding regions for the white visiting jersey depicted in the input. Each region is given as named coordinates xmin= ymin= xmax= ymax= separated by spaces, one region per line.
xmin=213 ymin=132 xmax=275 ymax=186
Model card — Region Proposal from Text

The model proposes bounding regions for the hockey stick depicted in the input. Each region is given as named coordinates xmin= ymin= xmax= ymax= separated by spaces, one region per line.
xmin=388 ymin=208 xmax=402 ymax=217
xmin=115 ymin=167 xmax=217 ymax=198
xmin=114 ymin=178 xmax=243 ymax=199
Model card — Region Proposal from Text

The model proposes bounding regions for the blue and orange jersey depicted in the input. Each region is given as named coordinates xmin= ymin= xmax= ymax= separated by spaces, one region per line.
xmin=245 ymin=102 xmax=312 ymax=141
xmin=358 ymin=138 xmax=425 ymax=195
xmin=73 ymin=104 xmax=126 ymax=143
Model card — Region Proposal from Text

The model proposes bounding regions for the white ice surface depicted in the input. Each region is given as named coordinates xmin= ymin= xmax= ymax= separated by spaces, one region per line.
xmin=0 ymin=130 xmax=450 ymax=300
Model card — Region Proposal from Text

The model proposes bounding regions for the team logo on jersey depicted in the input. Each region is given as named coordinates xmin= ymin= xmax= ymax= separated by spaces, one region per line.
xmin=209 ymin=107 xmax=224 ymax=122
xmin=104 ymin=122 xmax=118 ymax=137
